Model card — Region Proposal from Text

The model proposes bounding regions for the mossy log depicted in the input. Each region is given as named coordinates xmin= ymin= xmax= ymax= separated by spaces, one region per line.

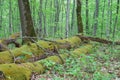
xmin=0 ymin=36 xmax=81 ymax=64
xmin=77 ymin=34 xmax=120 ymax=45
xmin=0 ymin=44 xmax=92 ymax=80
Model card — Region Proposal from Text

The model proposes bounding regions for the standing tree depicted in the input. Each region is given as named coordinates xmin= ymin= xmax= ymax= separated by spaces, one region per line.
xmin=18 ymin=0 xmax=36 ymax=43
xmin=54 ymin=0 xmax=60 ymax=36
xmin=38 ymin=0 xmax=43 ymax=38
xmin=76 ymin=0 xmax=83 ymax=33
xmin=9 ymin=0 xmax=12 ymax=34
xmin=65 ymin=0 xmax=70 ymax=38
xmin=71 ymin=0 xmax=75 ymax=34
xmin=101 ymin=0 xmax=105 ymax=38
xmin=113 ymin=0 xmax=119 ymax=39
xmin=86 ymin=0 xmax=89 ymax=34
xmin=0 ymin=0 xmax=2 ymax=30
xmin=93 ymin=0 xmax=99 ymax=36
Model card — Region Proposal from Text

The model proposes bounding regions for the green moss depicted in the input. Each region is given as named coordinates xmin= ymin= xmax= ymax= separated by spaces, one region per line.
xmin=0 ymin=36 xmax=82 ymax=64
xmin=0 ymin=44 xmax=92 ymax=80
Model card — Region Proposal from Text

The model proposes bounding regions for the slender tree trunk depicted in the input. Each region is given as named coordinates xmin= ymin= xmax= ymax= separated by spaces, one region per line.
xmin=18 ymin=0 xmax=37 ymax=43
xmin=38 ymin=0 xmax=43 ymax=38
xmin=109 ymin=0 xmax=112 ymax=33
xmin=9 ymin=0 xmax=12 ymax=34
xmin=101 ymin=0 xmax=106 ymax=38
xmin=113 ymin=0 xmax=119 ymax=39
xmin=32 ymin=0 xmax=36 ymax=28
xmin=43 ymin=0 xmax=47 ymax=37
xmin=106 ymin=0 xmax=110 ymax=39
xmin=66 ymin=0 xmax=70 ymax=38
xmin=71 ymin=0 xmax=75 ymax=34
xmin=0 ymin=0 xmax=2 ymax=30
xmin=93 ymin=0 xmax=99 ymax=36
xmin=86 ymin=0 xmax=89 ymax=34
xmin=76 ymin=0 xmax=83 ymax=33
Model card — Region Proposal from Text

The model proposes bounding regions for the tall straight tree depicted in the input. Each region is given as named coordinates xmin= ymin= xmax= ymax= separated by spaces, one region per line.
xmin=18 ymin=0 xmax=36 ymax=43
xmin=109 ymin=0 xmax=112 ymax=33
xmin=0 ymin=0 xmax=2 ymax=30
xmin=9 ymin=0 xmax=12 ymax=34
xmin=93 ymin=0 xmax=99 ymax=36
xmin=38 ymin=0 xmax=43 ymax=38
xmin=106 ymin=0 xmax=111 ymax=38
xmin=86 ymin=0 xmax=89 ymax=34
xmin=76 ymin=0 xmax=83 ymax=33
xmin=54 ymin=0 xmax=60 ymax=36
xmin=101 ymin=0 xmax=106 ymax=38
xmin=66 ymin=0 xmax=70 ymax=38
xmin=113 ymin=0 xmax=119 ymax=39
xmin=71 ymin=0 xmax=75 ymax=33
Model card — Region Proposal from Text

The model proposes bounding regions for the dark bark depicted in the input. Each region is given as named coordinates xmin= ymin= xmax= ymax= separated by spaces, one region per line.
xmin=18 ymin=0 xmax=37 ymax=43
xmin=76 ymin=0 xmax=83 ymax=33
xmin=77 ymin=35 xmax=120 ymax=45
xmin=86 ymin=0 xmax=89 ymax=34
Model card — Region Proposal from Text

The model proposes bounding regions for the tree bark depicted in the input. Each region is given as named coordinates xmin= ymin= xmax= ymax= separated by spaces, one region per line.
xmin=65 ymin=0 xmax=70 ymax=38
xmin=18 ymin=0 xmax=37 ymax=43
xmin=86 ymin=0 xmax=89 ymax=34
xmin=76 ymin=0 xmax=83 ymax=33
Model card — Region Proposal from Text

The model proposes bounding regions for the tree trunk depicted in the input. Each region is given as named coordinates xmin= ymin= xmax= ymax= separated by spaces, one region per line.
xmin=76 ymin=0 xmax=83 ymax=33
xmin=38 ymin=0 xmax=43 ymax=38
xmin=112 ymin=0 xmax=119 ymax=39
xmin=0 ymin=44 xmax=92 ymax=80
xmin=0 ymin=0 xmax=2 ymax=30
xmin=93 ymin=0 xmax=99 ymax=36
xmin=66 ymin=0 xmax=70 ymax=38
xmin=71 ymin=0 xmax=75 ymax=34
xmin=18 ymin=0 xmax=37 ymax=43
xmin=9 ymin=0 xmax=13 ymax=35
xmin=101 ymin=0 xmax=105 ymax=38
xmin=86 ymin=0 xmax=89 ymax=34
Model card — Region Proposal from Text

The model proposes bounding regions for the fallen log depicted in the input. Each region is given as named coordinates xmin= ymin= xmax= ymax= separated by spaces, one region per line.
xmin=77 ymin=34 xmax=120 ymax=45
xmin=0 ymin=44 xmax=92 ymax=80
xmin=0 ymin=36 xmax=81 ymax=64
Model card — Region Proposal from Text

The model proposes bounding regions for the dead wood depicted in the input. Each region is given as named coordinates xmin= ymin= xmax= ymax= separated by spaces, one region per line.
xmin=77 ymin=34 xmax=120 ymax=45
xmin=0 ymin=44 xmax=92 ymax=80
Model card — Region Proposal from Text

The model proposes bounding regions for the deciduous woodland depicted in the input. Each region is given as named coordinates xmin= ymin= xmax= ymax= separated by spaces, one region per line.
xmin=0 ymin=0 xmax=120 ymax=80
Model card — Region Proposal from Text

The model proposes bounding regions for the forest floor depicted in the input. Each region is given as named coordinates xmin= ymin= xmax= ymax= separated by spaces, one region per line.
xmin=34 ymin=43 xmax=120 ymax=80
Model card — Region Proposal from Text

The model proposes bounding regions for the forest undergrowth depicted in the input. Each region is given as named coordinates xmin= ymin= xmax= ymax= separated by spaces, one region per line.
xmin=34 ymin=43 xmax=120 ymax=80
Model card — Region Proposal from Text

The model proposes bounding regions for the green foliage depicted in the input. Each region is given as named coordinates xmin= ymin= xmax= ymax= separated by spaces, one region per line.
xmin=38 ymin=44 xmax=119 ymax=80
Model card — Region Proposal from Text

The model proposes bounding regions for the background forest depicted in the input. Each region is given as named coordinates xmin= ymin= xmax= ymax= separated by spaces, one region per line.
xmin=0 ymin=0 xmax=120 ymax=40
xmin=0 ymin=0 xmax=120 ymax=80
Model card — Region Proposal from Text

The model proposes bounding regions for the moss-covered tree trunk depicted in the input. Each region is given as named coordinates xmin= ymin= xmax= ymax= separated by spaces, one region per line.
xmin=0 ymin=44 xmax=92 ymax=80
xmin=0 ymin=36 xmax=81 ymax=64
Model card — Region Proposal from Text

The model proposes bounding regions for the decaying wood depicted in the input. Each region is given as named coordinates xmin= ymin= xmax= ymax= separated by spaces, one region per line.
xmin=0 ymin=33 xmax=20 ymax=52
xmin=0 ymin=44 xmax=92 ymax=80
xmin=77 ymin=34 xmax=120 ymax=45
xmin=0 ymin=36 xmax=81 ymax=64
